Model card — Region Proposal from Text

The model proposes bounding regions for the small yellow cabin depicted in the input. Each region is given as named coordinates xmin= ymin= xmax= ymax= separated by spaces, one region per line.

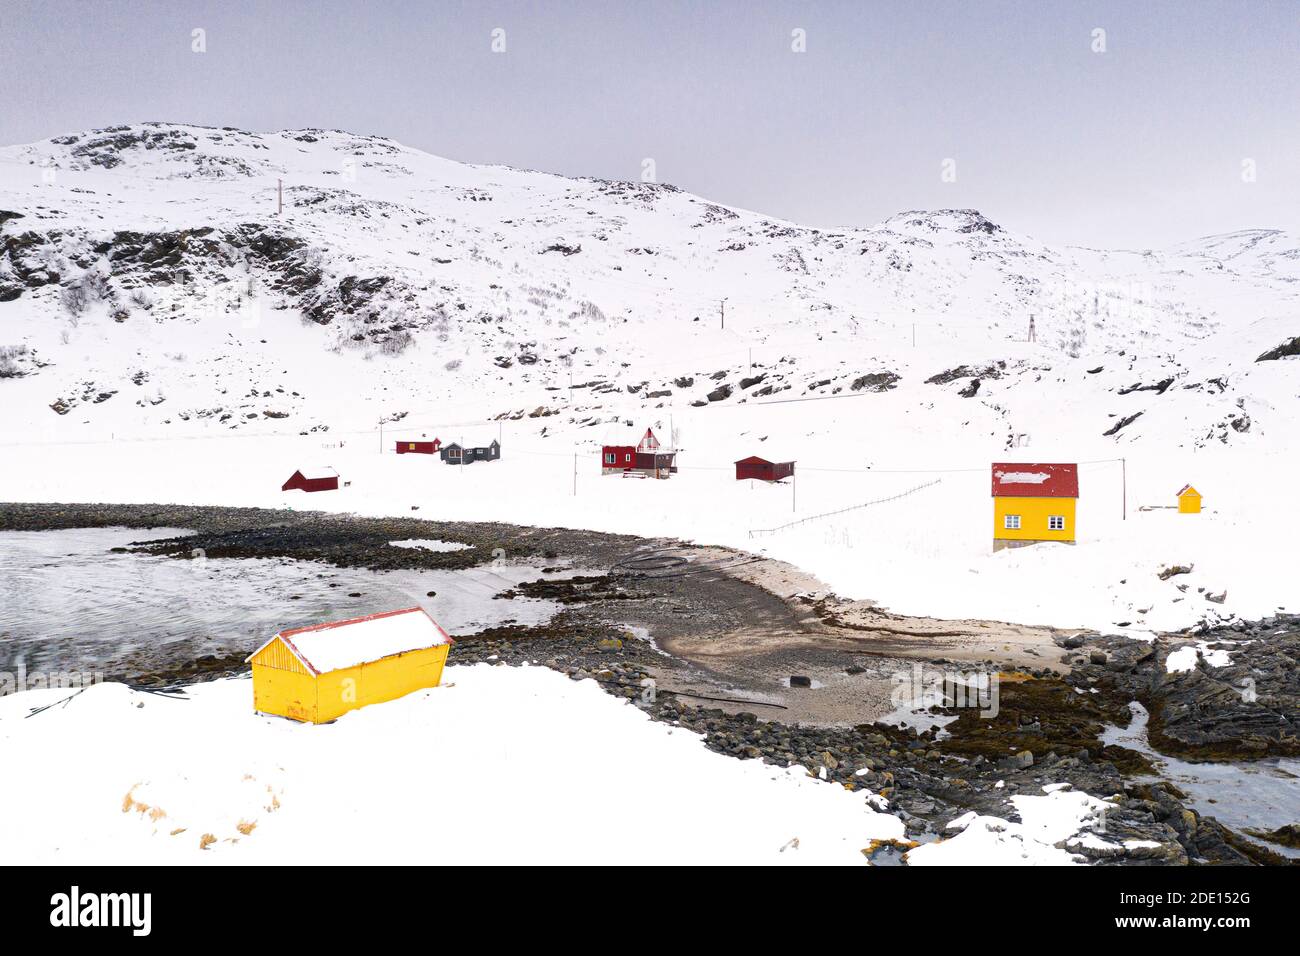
xmin=991 ymin=462 xmax=1079 ymax=551
xmin=246 ymin=607 xmax=453 ymax=723
xmin=1177 ymin=484 xmax=1202 ymax=514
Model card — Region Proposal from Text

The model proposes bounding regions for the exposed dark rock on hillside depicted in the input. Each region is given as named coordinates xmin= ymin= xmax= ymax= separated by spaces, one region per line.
xmin=1256 ymin=336 xmax=1300 ymax=362
xmin=851 ymin=371 xmax=900 ymax=392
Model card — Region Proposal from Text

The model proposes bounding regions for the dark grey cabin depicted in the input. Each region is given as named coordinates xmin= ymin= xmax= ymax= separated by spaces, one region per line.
xmin=440 ymin=439 xmax=501 ymax=465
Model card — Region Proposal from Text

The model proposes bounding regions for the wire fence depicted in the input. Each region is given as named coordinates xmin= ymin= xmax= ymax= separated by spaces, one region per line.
xmin=747 ymin=478 xmax=942 ymax=538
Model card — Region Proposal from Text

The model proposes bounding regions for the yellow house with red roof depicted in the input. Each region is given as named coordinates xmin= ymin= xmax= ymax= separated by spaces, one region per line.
xmin=991 ymin=462 xmax=1079 ymax=551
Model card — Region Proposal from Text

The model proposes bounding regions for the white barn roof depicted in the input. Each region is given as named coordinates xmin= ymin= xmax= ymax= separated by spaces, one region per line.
xmin=247 ymin=607 xmax=452 ymax=675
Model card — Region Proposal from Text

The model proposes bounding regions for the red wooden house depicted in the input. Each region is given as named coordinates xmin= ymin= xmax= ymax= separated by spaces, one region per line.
xmin=396 ymin=438 xmax=442 ymax=455
xmin=601 ymin=428 xmax=677 ymax=478
xmin=735 ymin=456 xmax=795 ymax=482
xmin=282 ymin=467 xmax=339 ymax=493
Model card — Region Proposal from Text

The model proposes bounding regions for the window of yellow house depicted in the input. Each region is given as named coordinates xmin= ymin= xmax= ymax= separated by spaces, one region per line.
xmin=1004 ymin=515 xmax=1020 ymax=530
xmin=1049 ymin=515 xmax=1065 ymax=531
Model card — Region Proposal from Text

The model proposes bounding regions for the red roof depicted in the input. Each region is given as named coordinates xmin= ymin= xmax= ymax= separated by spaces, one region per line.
xmin=991 ymin=462 xmax=1078 ymax=498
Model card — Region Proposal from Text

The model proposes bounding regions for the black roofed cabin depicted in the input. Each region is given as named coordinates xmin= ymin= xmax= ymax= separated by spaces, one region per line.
xmin=440 ymin=440 xmax=501 ymax=465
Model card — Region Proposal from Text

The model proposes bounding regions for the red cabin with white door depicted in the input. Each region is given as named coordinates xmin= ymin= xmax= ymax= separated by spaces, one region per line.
xmin=600 ymin=428 xmax=677 ymax=478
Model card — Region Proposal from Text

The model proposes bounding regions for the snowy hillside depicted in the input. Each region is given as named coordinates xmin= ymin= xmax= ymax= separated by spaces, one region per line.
xmin=2 ymin=122 xmax=1297 ymax=632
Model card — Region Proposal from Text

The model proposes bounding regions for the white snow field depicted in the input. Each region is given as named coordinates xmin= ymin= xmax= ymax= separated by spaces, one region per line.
xmin=0 ymin=664 xmax=1127 ymax=866
xmin=0 ymin=665 xmax=908 ymax=865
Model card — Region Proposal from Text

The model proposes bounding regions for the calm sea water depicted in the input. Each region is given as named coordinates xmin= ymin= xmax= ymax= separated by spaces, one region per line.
xmin=0 ymin=527 xmax=566 ymax=676
xmin=1103 ymin=702 xmax=1300 ymax=859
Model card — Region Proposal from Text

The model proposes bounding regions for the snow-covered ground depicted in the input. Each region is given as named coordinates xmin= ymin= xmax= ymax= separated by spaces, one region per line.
xmin=0 ymin=665 xmax=903 ymax=864
xmin=2 ymin=123 xmax=1296 ymax=634
xmin=906 ymin=784 xmax=1118 ymax=866
xmin=0 ymin=663 xmax=1124 ymax=865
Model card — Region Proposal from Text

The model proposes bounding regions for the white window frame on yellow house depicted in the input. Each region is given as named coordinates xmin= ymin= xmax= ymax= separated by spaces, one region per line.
xmin=1049 ymin=515 xmax=1065 ymax=531
xmin=1004 ymin=514 xmax=1021 ymax=530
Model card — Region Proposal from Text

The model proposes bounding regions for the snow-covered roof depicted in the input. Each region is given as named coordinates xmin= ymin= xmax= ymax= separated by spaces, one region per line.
xmin=294 ymin=466 xmax=338 ymax=481
xmin=1177 ymin=484 xmax=1200 ymax=497
xmin=247 ymin=607 xmax=452 ymax=675
xmin=990 ymin=463 xmax=1078 ymax=498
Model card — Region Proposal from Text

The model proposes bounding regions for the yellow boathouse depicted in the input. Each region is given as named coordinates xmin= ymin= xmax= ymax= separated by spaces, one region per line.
xmin=1177 ymin=484 xmax=1202 ymax=513
xmin=246 ymin=607 xmax=453 ymax=723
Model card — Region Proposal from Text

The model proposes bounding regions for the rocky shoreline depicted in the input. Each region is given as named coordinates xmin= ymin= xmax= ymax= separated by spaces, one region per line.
xmin=1060 ymin=626 xmax=1300 ymax=761
xmin=2 ymin=501 xmax=1295 ymax=865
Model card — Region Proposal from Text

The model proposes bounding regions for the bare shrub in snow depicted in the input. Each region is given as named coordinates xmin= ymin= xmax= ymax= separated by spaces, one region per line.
xmin=82 ymin=271 xmax=111 ymax=301
xmin=579 ymin=300 xmax=608 ymax=324
xmin=380 ymin=331 xmax=414 ymax=356
xmin=59 ymin=272 xmax=112 ymax=317
xmin=444 ymin=358 xmax=462 ymax=371
xmin=60 ymin=283 xmax=88 ymax=316
xmin=0 ymin=344 xmax=30 ymax=378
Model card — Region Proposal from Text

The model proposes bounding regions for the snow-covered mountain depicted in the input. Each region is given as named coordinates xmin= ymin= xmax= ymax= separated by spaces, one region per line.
xmin=1 ymin=122 xmax=1295 ymax=447
xmin=2 ymin=123 xmax=1298 ymax=636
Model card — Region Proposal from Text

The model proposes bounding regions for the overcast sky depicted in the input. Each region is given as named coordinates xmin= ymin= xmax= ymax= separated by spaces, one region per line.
xmin=2 ymin=0 xmax=1297 ymax=247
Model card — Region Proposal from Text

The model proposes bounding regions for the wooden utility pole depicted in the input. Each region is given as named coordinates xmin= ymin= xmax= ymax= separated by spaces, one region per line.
xmin=379 ymin=418 xmax=383 ymax=453
xmin=720 ymin=297 xmax=727 ymax=330
xmin=1028 ymin=314 xmax=1036 ymax=343
xmin=1122 ymin=457 xmax=1127 ymax=520
xmin=277 ymin=179 xmax=283 ymax=216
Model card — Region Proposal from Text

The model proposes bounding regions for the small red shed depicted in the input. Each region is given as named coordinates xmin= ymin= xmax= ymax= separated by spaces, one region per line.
xmin=396 ymin=438 xmax=442 ymax=455
xmin=735 ymin=456 xmax=795 ymax=482
xmin=282 ymin=467 xmax=340 ymax=493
